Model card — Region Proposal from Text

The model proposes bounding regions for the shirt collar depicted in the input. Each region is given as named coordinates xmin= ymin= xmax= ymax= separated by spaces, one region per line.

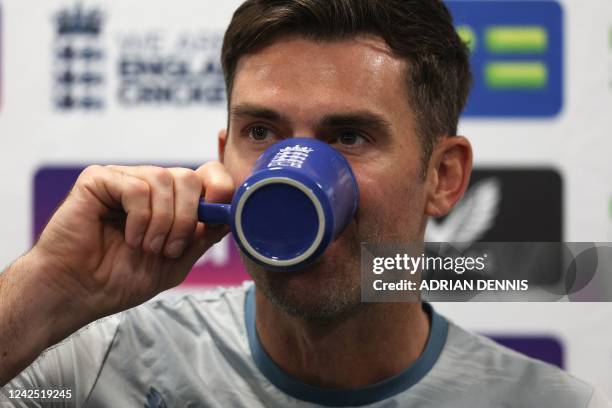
xmin=244 ymin=284 xmax=449 ymax=407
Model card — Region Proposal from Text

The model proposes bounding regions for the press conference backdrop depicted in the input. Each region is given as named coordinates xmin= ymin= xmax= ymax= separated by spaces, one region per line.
xmin=1 ymin=0 xmax=612 ymax=398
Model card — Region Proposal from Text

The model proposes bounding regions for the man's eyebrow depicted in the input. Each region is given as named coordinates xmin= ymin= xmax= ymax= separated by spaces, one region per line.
xmin=231 ymin=104 xmax=393 ymax=134
xmin=230 ymin=104 xmax=291 ymax=125
xmin=320 ymin=112 xmax=393 ymax=134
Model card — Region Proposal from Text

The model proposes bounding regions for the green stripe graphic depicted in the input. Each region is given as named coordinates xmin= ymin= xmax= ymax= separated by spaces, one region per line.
xmin=485 ymin=62 xmax=547 ymax=89
xmin=486 ymin=26 xmax=547 ymax=54
xmin=457 ymin=25 xmax=477 ymax=52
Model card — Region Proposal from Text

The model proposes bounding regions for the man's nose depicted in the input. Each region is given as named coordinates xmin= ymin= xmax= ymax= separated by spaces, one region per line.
xmin=290 ymin=128 xmax=318 ymax=140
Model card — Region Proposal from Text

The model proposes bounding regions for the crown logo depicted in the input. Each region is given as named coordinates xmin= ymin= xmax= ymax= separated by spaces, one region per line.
xmin=56 ymin=4 xmax=104 ymax=35
xmin=279 ymin=145 xmax=314 ymax=154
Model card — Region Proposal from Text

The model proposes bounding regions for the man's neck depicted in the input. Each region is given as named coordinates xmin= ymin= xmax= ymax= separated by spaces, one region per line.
xmin=254 ymin=289 xmax=430 ymax=389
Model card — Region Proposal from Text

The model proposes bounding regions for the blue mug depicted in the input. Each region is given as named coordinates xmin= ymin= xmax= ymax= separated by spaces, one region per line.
xmin=198 ymin=138 xmax=359 ymax=272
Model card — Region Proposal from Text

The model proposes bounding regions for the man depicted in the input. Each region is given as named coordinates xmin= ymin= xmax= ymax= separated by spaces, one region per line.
xmin=0 ymin=0 xmax=609 ymax=406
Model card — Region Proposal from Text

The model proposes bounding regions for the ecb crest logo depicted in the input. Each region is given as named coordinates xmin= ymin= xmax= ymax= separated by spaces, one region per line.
xmin=52 ymin=5 xmax=105 ymax=110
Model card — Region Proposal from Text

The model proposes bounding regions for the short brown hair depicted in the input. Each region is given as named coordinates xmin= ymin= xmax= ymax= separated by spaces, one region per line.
xmin=221 ymin=0 xmax=472 ymax=168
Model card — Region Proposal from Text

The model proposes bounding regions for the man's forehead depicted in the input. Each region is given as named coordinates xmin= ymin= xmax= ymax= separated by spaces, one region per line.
xmin=233 ymin=34 xmax=400 ymax=76
xmin=229 ymin=34 xmax=409 ymax=119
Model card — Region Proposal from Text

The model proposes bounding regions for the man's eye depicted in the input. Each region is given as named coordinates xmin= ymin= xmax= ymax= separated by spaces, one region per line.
xmin=247 ymin=126 xmax=274 ymax=141
xmin=335 ymin=131 xmax=367 ymax=147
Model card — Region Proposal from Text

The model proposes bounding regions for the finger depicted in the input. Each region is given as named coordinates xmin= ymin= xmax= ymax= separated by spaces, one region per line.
xmin=107 ymin=165 xmax=174 ymax=254
xmin=76 ymin=165 xmax=151 ymax=248
xmin=194 ymin=161 xmax=235 ymax=204
xmin=163 ymin=168 xmax=201 ymax=258
xmin=167 ymin=223 xmax=231 ymax=287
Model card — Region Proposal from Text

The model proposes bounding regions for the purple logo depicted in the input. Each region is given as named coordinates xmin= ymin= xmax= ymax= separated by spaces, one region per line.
xmin=489 ymin=335 xmax=564 ymax=368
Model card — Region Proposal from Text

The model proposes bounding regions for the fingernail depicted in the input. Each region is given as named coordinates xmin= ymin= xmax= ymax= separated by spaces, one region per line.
xmin=166 ymin=240 xmax=186 ymax=258
xmin=150 ymin=235 xmax=165 ymax=253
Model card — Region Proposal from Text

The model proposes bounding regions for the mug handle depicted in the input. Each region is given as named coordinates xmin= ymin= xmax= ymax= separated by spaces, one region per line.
xmin=198 ymin=199 xmax=232 ymax=225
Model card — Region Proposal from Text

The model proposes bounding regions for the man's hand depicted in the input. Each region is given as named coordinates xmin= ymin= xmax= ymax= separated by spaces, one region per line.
xmin=35 ymin=162 xmax=233 ymax=318
xmin=0 ymin=162 xmax=234 ymax=385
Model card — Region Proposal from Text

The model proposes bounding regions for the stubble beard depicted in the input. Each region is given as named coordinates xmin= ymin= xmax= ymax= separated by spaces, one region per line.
xmin=243 ymin=222 xmax=387 ymax=323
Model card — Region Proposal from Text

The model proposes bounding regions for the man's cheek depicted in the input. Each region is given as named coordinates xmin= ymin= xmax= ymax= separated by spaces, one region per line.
xmin=355 ymin=181 xmax=390 ymax=223
xmin=223 ymin=139 xmax=259 ymax=183
xmin=358 ymin=189 xmax=419 ymax=242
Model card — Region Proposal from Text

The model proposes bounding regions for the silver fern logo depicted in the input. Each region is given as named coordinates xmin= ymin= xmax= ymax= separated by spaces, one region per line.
xmin=425 ymin=178 xmax=502 ymax=248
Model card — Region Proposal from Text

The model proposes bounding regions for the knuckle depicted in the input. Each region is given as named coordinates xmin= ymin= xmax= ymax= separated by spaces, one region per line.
xmin=173 ymin=168 xmax=201 ymax=188
xmin=197 ymin=160 xmax=222 ymax=178
xmin=201 ymin=160 xmax=221 ymax=170
xmin=148 ymin=166 xmax=173 ymax=187
xmin=172 ymin=215 xmax=196 ymax=233
xmin=78 ymin=165 xmax=103 ymax=182
xmin=128 ymin=178 xmax=151 ymax=197
xmin=75 ymin=165 xmax=105 ymax=194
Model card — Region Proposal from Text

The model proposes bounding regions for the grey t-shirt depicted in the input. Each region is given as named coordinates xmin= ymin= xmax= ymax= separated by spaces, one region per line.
xmin=2 ymin=282 xmax=610 ymax=407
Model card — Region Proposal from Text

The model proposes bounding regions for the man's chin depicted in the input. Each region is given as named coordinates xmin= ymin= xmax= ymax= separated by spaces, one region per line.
xmin=244 ymin=253 xmax=363 ymax=321
xmin=252 ymin=250 xmax=348 ymax=290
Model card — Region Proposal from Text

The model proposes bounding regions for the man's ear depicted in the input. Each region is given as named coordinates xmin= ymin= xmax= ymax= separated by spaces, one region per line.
xmin=425 ymin=136 xmax=473 ymax=217
xmin=218 ymin=129 xmax=228 ymax=162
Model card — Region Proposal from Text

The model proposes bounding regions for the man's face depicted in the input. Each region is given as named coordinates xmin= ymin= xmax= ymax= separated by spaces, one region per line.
xmin=221 ymin=35 xmax=430 ymax=320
